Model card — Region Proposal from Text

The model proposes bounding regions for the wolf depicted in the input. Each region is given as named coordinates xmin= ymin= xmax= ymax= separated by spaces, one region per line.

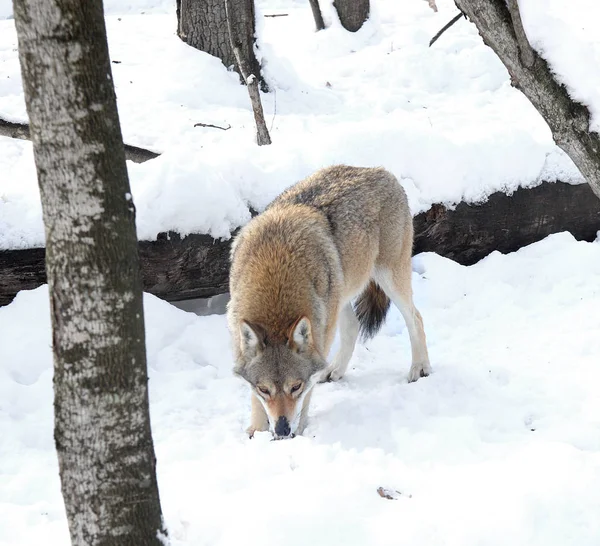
xmin=227 ymin=165 xmax=431 ymax=439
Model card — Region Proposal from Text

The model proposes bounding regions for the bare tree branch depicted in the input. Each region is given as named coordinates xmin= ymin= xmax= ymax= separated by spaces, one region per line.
xmin=225 ymin=0 xmax=271 ymax=145
xmin=0 ymin=116 xmax=159 ymax=163
xmin=506 ymin=0 xmax=535 ymax=68
xmin=193 ymin=121 xmax=231 ymax=130
xmin=308 ymin=0 xmax=326 ymax=31
xmin=454 ymin=0 xmax=600 ymax=200
xmin=429 ymin=12 xmax=463 ymax=47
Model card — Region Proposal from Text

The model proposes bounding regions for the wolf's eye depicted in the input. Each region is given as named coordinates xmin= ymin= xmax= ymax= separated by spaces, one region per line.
xmin=290 ymin=382 xmax=303 ymax=394
xmin=257 ymin=386 xmax=270 ymax=396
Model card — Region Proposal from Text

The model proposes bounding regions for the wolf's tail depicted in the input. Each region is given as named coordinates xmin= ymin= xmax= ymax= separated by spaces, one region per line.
xmin=353 ymin=280 xmax=391 ymax=340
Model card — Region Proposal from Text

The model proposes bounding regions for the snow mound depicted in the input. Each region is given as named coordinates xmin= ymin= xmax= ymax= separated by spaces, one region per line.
xmin=0 ymin=0 xmax=588 ymax=249
xmin=2 ymin=233 xmax=600 ymax=545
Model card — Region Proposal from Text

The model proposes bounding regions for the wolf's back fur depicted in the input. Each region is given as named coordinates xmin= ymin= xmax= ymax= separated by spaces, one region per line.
xmin=228 ymin=165 xmax=412 ymax=359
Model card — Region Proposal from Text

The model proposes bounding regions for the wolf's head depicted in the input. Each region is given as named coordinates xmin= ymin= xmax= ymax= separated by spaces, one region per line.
xmin=234 ymin=316 xmax=326 ymax=439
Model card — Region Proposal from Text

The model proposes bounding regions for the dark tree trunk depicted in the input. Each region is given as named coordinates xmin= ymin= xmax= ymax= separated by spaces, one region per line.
xmin=178 ymin=0 xmax=265 ymax=89
xmin=333 ymin=0 xmax=369 ymax=32
xmin=308 ymin=0 xmax=325 ymax=31
xmin=454 ymin=0 xmax=600 ymax=201
xmin=13 ymin=1 xmax=166 ymax=544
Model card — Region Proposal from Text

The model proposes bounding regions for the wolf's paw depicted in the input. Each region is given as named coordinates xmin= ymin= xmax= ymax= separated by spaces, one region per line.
xmin=327 ymin=368 xmax=344 ymax=382
xmin=246 ymin=426 xmax=257 ymax=439
xmin=407 ymin=361 xmax=432 ymax=383
xmin=320 ymin=366 xmax=343 ymax=383
xmin=246 ymin=424 xmax=269 ymax=439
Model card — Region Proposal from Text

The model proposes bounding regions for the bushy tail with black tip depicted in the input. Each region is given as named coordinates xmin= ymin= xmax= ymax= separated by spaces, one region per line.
xmin=353 ymin=280 xmax=391 ymax=340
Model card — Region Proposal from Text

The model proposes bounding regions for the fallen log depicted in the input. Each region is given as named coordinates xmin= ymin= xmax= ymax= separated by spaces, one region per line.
xmin=412 ymin=180 xmax=600 ymax=262
xmin=1 ymin=180 xmax=599 ymax=307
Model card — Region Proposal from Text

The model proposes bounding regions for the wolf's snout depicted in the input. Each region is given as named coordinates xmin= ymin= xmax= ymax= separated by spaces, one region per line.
xmin=275 ymin=416 xmax=291 ymax=437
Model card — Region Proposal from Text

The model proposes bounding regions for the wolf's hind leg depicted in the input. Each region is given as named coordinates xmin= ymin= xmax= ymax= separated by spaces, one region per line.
xmin=376 ymin=245 xmax=431 ymax=383
xmin=325 ymin=303 xmax=360 ymax=382
xmin=247 ymin=393 xmax=269 ymax=438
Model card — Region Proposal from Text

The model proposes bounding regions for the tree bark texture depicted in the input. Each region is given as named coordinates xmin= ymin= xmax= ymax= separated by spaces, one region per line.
xmin=454 ymin=0 xmax=600 ymax=201
xmin=333 ymin=0 xmax=369 ymax=32
xmin=3 ymin=180 xmax=599 ymax=308
xmin=308 ymin=0 xmax=325 ymax=31
xmin=178 ymin=0 xmax=264 ymax=89
xmin=13 ymin=1 xmax=165 ymax=545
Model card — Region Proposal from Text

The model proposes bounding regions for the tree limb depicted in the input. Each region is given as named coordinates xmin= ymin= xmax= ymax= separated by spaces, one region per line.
xmin=225 ymin=0 xmax=272 ymax=145
xmin=308 ymin=0 xmax=325 ymax=31
xmin=193 ymin=121 xmax=231 ymax=130
xmin=429 ymin=12 xmax=463 ymax=47
xmin=506 ymin=0 xmax=535 ymax=68
xmin=454 ymin=0 xmax=600 ymax=200
xmin=0 ymin=116 xmax=160 ymax=163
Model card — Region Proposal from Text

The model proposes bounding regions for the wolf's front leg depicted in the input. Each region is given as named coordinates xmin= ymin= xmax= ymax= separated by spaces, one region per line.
xmin=296 ymin=389 xmax=313 ymax=436
xmin=247 ymin=393 xmax=269 ymax=438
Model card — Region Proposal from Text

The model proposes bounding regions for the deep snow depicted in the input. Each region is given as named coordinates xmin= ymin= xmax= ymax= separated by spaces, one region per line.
xmin=2 ymin=1 xmax=600 ymax=544
xmin=0 ymin=0 xmax=592 ymax=249
xmin=2 ymin=233 xmax=600 ymax=545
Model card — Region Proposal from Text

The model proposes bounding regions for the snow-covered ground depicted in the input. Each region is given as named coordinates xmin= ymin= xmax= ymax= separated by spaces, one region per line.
xmin=2 ymin=1 xmax=600 ymax=544
xmin=2 ymin=232 xmax=600 ymax=545
xmin=1 ymin=0 xmax=594 ymax=249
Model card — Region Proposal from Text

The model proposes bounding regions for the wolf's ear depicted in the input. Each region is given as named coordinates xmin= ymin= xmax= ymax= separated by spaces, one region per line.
xmin=288 ymin=316 xmax=313 ymax=352
xmin=240 ymin=320 xmax=266 ymax=358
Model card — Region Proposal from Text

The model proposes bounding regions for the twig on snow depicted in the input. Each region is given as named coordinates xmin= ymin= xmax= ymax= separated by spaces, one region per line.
xmin=193 ymin=122 xmax=231 ymax=130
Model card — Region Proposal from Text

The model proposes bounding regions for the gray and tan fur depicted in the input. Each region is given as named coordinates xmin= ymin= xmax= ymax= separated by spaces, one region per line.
xmin=227 ymin=165 xmax=431 ymax=439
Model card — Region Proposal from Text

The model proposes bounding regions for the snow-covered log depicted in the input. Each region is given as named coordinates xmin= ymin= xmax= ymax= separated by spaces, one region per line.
xmin=2 ymin=180 xmax=598 ymax=308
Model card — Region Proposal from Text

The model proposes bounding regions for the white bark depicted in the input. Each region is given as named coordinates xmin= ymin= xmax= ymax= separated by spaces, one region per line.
xmin=13 ymin=1 xmax=166 ymax=544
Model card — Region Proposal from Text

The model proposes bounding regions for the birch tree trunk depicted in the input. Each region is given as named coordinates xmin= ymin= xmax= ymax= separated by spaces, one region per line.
xmin=13 ymin=1 xmax=166 ymax=544
xmin=454 ymin=0 xmax=600 ymax=200
xmin=333 ymin=0 xmax=369 ymax=32
xmin=178 ymin=0 xmax=265 ymax=90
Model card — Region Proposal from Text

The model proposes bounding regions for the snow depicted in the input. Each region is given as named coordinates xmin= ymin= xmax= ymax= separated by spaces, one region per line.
xmin=2 ymin=2 xmax=600 ymax=543
xmin=2 ymin=232 xmax=600 ymax=545
xmin=520 ymin=0 xmax=600 ymax=132
xmin=0 ymin=0 xmax=589 ymax=249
